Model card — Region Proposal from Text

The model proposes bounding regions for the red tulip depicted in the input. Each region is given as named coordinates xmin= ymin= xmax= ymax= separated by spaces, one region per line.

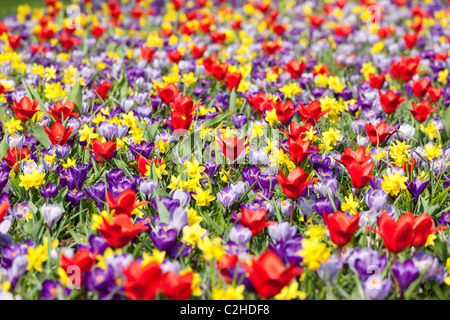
xmin=403 ymin=33 xmax=418 ymax=49
xmin=206 ymin=62 xmax=228 ymax=80
xmin=167 ymin=50 xmax=182 ymax=64
xmin=90 ymin=138 xmax=116 ymax=162
xmin=191 ymin=44 xmax=206 ymax=59
xmin=299 ymin=100 xmax=329 ymax=126
xmin=369 ymin=73 xmax=385 ymax=89
xmin=210 ymin=31 xmax=226 ymax=44
xmin=280 ymin=122 xmax=312 ymax=140
xmin=141 ymin=47 xmax=155 ymax=63
xmin=334 ymin=25 xmax=352 ymax=37
xmin=3 ymin=147 xmax=30 ymax=171
xmin=243 ymin=250 xmax=302 ymax=299
xmin=160 ymin=271 xmax=193 ymax=300
xmin=365 ymin=122 xmax=393 ymax=145
xmin=323 ymin=211 xmax=360 ymax=246
xmin=106 ymin=189 xmax=149 ymax=217
xmin=309 ymin=14 xmax=324 ymax=28
xmin=93 ymin=81 xmax=111 ymax=100
xmin=98 ymin=214 xmax=148 ymax=248
xmin=225 ymin=72 xmax=242 ymax=91
xmin=411 ymin=213 xmax=447 ymax=248
xmin=379 ymin=90 xmax=406 ymax=114
xmin=216 ymin=135 xmax=248 ymax=161
xmin=285 ymin=137 xmax=313 ymax=164
xmin=336 ymin=146 xmax=372 ymax=168
xmin=408 ymin=100 xmax=437 ymax=123
xmin=217 ymin=254 xmax=239 ymax=283
xmin=272 ymin=23 xmax=287 ymax=36
xmin=92 ymin=25 xmax=106 ymax=38
xmin=275 ymin=167 xmax=319 ymax=200
xmin=45 ymin=101 xmax=78 ymax=122
xmin=8 ymin=34 xmax=21 ymax=50
xmin=0 ymin=201 xmax=11 ymax=223
xmin=44 ymin=122 xmax=73 ymax=146
xmin=412 ymin=78 xmax=430 ymax=98
xmin=427 ymin=86 xmax=442 ymax=102
xmin=156 ymin=83 xmax=183 ymax=105
xmin=390 ymin=56 xmax=420 ymax=82
xmin=262 ymin=40 xmax=282 ymax=55
xmin=247 ymin=92 xmax=273 ymax=114
xmin=123 ymin=260 xmax=162 ymax=300
xmin=347 ymin=161 xmax=374 ymax=189
xmin=60 ymin=249 xmax=97 ymax=285
xmin=368 ymin=213 xmax=414 ymax=253
xmin=9 ymin=97 xmax=40 ymax=121
xmin=274 ymin=100 xmax=298 ymax=123
xmin=282 ymin=59 xmax=306 ymax=79
xmin=30 ymin=43 xmax=44 ymax=54
xmin=238 ymin=207 xmax=275 ymax=236
xmin=0 ymin=22 xmax=10 ymax=35
xmin=434 ymin=52 xmax=448 ymax=61
xmin=131 ymin=6 xmax=144 ymax=19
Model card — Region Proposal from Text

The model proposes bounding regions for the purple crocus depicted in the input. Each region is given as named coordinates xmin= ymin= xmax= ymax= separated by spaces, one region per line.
xmin=40 ymin=183 xmax=58 ymax=199
xmin=407 ymin=177 xmax=429 ymax=203
xmin=42 ymin=203 xmax=63 ymax=229
xmin=363 ymin=276 xmax=392 ymax=300
xmin=217 ymin=187 xmax=238 ymax=209
xmin=392 ymin=260 xmax=419 ymax=293
xmin=365 ymin=188 xmax=388 ymax=212
xmin=150 ymin=223 xmax=178 ymax=252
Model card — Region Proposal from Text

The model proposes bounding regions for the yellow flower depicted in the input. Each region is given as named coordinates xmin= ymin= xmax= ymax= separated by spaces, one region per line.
xmin=27 ymin=245 xmax=48 ymax=272
xmin=187 ymin=207 xmax=203 ymax=225
xmin=423 ymin=144 xmax=443 ymax=161
xmin=155 ymin=138 xmax=170 ymax=153
xmin=381 ymin=171 xmax=408 ymax=197
xmin=425 ymin=234 xmax=437 ymax=247
xmin=274 ymin=280 xmax=307 ymax=300
xmin=92 ymin=210 xmax=114 ymax=230
xmin=184 ymin=156 xmax=205 ymax=178
xmin=264 ymin=108 xmax=280 ymax=127
xmin=192 ymin=187 xmax=216 ymax=206
xmin=198 ymin=237 xmax=224 ymax=261
xmin=19 ymin=169 xmax=46 ymax=190
xmin=299 ymin=237 xmax=331 ymax=270
xmin=182 ymin=223 xmax=206 ymax=247
xmin=304 ymin=224 xmax=328 ymax=240
xmin=142 ymin=249 xmax=165 ymax=266
xmin=280 ymin=82 xmax=302 ymax=99
xmin=212 ymin=285 xmax=245 ymax=300
xmin=420 ymin=122 xmax=440 ymax=140
xmin=341 ymin=194 xmax=359 ymax=215
xmin=78 ymin=124 xmax=98 ymax=144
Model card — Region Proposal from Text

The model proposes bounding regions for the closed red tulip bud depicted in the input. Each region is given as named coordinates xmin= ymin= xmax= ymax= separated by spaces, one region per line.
xmin=161 ymin=271 xmax=193 ymax=300
xmin=172 ymin=0 xmax=184 ymax=10
xmin=409 ymin=100 xmax=437 ymax=123
xmin=299 ymin=100 xmax=329 ymax=126
xmin=412 ymin=78 xmax=431 ymax=98
xmin=334 ymin=25 xmax=352 ymax=37
xmin=90 ymin=138 xmax=116 ymax=162
xmin=347 ymin=161 xmax=374 ymax=189
xmin=275 ymin=167 xmax=319 ymax=200
xmin=210 ymin=31 xmax=227 ymax=44
xmin=323 ymin=211 xmax=360 ymax=247
xmin=45 ymin=101 xmax=78 ymax=122
xmin=403 ymin=33 xmax=418 ymax=49
xmin=44 ymin=122 xmax=73 ymax=146
xmin=156 ymin=83 xmax=182 ymax=105
xmin=141 ymin=47 xmax=155 ymax=62
xmin=8 ymin=34 xmax=21 ymax=49
xmin=369 ymin=73 xmax=385 ymax=89
xmin=379 ymin=90 xmax=406 ymax=114
xmin=336 ymin=146 xmax=372 ymax=168
xmin=93 ymin=81 xmax=111 ymax=100
xmin=272 ymin=23 xmax=287 ymax=35
xmin=411 ymin=213 xmax=447 ymax=248
xmin=225 ymin=72 xmax=242 ymax=91
xmin=243 ymin=250 xmax=302 ymax=299
xmin=368 ymin=213 xmax=414 ymax=253
xmin=106 ymin=189 xmax=149 ymax=217
xmin=283 ymin=59 xmax=306 ymax=79
xmin=365 ymin=122 xmax=393 ymax=145
xmin=275 ymin=100 xmax=297 ymax=123
xmin=123 ymin=261 xmax=162 ymax=300
xmin=427 ymin=86 xmax=442 ymax=102
xmin=9 ymin=97 xmax=40 ymax=121
xmin=131 ymin=6 xmax=144 ymax=18
xmin=98 ymin=214 xmax=148 ymax=248
xmin=191 ymin=44 xmax=206 ymax=59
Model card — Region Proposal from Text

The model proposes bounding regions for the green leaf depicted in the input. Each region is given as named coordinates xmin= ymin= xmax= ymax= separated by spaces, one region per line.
xmin=0 ymin=134 xmax=8 ymax=159
xmin=55 ymin=187 xmax=68 ymax=210
xmin=444 ymin=107 xmax=450 ymax=135
xmin=29 ymin=126 xmax=52 ymax=148
xmin=148 ymin=121 xmax=162 ymax=141
xmin=0 ymin=106 xmax=11 ymax=126
xmin=67 ymin=80 xmax=83 ymax=114
xmin=156 ymin=199 xmax=170 ymax=224
xmin=202 ymin=112 xmax=228 ymax=128
xmin=22 ymin=81 xmax=45 ymax=111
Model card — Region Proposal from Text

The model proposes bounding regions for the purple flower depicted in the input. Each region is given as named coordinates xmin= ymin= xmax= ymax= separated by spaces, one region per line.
xmin=347 ymin=248 xmax=387 ymax=281
xmin=40 ymin=183 xmax=58 ymax=199
xmin=150 ymin=223 xmax=178 ymax=252
xmin=437 ymin=211 xmax=450 ymax=225
xmin=11 ymin=202 xmax=29 ymax=220
xmin=317 ymin=255 xmax=343 ymax=283
xmin=85 ymin=181 xmax=106 ymax=210
xmin=84 ymin=265 xmax=118 ymax=299
xmin=229 ymin=224 xmax=252 ymax=245
xmin=363 ymin=276 xmax=392 ymax=300
xmin=217 ymin=187 xmax=238 ymax=209
xmin=315 ymin=197 xmax=341 ymax=218
xmin=407 ymin=177 xmax=429 ymax=203
xmin=42 ymin=203 xmax=62 ymax=229
xmin=40 ymin=280 xmax=64 ymax=300
xmin=392 ymin=260 xmax=419 ymax=293
xmin=232 ymin=114 xmax=247 ymax=129
xmin=365 ymin=188 xmax=388 ymax=212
